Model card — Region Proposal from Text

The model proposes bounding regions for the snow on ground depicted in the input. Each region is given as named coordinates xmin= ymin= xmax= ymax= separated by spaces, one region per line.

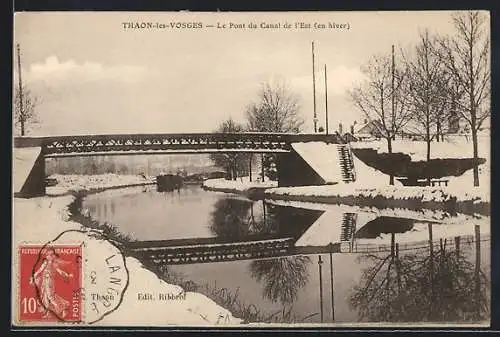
xmin=350 ymin=135 xmax=489 ymax=161
xmin=267 ymin=182 xmax=488 ymax=204
xmin=291 ymin=142 xmax=342 ymax=184
xmin=203 ymin=177 xmax=277 ymax=191
xmin=267 ymin=199 xmax=489 ymax=225
xmin=99 ymin=257 xmax=240 ymax=326
xmin=265 ymin=141 xmax=489 ymax=204
xmin=47 ymin=173 xmax=155 ymax=195
xmin=351 ymin=152 xmax=403 ymax=187
xmin=350 ymin=137 xmax=490 ymax=192
xmin=13 ymin=147 xmax=42 ymax=193
xmin=12 ymin=196 xmax=242 ymax=326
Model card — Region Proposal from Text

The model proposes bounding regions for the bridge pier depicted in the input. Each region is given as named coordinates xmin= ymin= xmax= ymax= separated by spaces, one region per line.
xmin=276 ymin=151 xmax=325 ymax=187
xmin=14 ymin=149 xmax=46 ymax=198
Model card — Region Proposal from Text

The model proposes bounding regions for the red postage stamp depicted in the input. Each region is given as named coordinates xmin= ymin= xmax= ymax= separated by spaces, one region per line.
xmin=18 ymin=244 xmax=83 ymax=323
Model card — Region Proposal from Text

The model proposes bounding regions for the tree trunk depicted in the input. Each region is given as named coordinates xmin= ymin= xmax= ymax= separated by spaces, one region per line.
xmin=472 ymin=127 xmax=479 ymax=186
xmin=426 ymin=125 xmax=432 ymax=185
xmin=387 ymin=137 xmax=394 ymax=185
xmin=261 ymin=154 xmax=265 ymax=182
xmin=249 ymin=154 xmax=253 ymax=182
xmin=436 ymin=121 xmax=441 ymax=142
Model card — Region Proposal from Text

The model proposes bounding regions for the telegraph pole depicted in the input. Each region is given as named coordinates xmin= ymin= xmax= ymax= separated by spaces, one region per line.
xmin=329 ymin=243 xmax=335 ymax=321
xmin=312 ymin=42 xmax=318 ymax=133
xmin=318 ymin=255 xmax=324 ymax=322
xmin=324 ymin=64 xmax=329 ymax=135
xmin=16 ymin=43 xmax=25 ymax=136
xmin=391 ymin=44 xmax=395 ymax=137
xmin=389 ymin=44 xmax=396 ymax=185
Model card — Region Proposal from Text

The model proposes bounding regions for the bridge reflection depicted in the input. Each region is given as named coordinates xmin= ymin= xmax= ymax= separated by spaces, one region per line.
xmin=128 ymin=198 xmax=328 ymax=265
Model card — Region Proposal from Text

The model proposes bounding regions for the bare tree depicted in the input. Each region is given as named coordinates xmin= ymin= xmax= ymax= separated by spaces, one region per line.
xmin=403 ymin=30 xmax=451 ymax=162
xmin=246 ymin=80 xmax=304 ymax=181
xmin=14 ymin=85 xmax=40 ymax=136
xmin=246 ymin=80 xmax=304 ymax=133
xmin=209 ymin=118 xmax=251 ymax=180
xmin=436 ymin=11 xmax=490 ymax=187
xmin=348 ymin=49 xmax=413 ymax=185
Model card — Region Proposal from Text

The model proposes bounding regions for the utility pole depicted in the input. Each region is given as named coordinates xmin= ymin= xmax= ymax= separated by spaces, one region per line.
xmin=391 ymin=44 xmax=395 ymax=139
xmin=318 ymin=255 xmax=324 ymax=322
xmin=324 ymin=64 xmax=329 ymax=135
xmin=329 ymin=243 xmax=335 ymax=321
xmin=389 ymin=44 xmax=396 ymax=185
xmin=16 ymin=43 xmax=25 ymax=136
xmin=312 ymin=41 xmax=318 ymax=133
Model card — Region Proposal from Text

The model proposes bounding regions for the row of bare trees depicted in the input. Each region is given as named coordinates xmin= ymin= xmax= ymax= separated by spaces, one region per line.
xmin=349 ymin=11 xmax=490 ymax=186
xmin=210 ymin=80 xmax=304 ymax=180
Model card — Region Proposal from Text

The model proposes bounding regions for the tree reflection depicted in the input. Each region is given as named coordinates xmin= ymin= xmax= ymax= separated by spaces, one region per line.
xmin=249 ymin=256 xmax=312 ymax=305
xmin=349 ymin=233 xmax=490 ymax=322
xmin=209 ymin=198 xmax=253 ymax=240
xmin=247 ymin=202 xmax=280 ymax=236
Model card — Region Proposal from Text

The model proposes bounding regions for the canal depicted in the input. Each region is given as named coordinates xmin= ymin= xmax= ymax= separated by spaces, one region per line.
xmin=83 ymin=184 xmax=490 ymax=324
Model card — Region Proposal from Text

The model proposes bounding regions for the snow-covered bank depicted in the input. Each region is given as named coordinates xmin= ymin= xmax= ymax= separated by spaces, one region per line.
xmin=202 ymin=177 xmax=277 ymax=194
xmin=350 ymin=136 xmax=489 ymax=161
xmin=12 ymin=196 xmax=242 ymax=326
xmin=47 ymin=173 xmax=156 ymax=196
xmin=266 ymin=199 xmax=489 ymax=225
xmin=265 ymin=183 xmax=489 ymax=216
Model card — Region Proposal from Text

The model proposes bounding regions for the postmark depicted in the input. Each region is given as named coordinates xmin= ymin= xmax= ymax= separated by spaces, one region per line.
xmin=16 ymin=229 xmax=129 ymax=325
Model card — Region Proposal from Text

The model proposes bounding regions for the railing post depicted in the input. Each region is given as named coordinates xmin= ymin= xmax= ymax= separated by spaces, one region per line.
xmin=475 ymin=225 xmax=481 ymax=320
xmin=329 ymin=244 xmax=335 ymax=322
xmin=318 ymin=255 xmax=324 ymax=323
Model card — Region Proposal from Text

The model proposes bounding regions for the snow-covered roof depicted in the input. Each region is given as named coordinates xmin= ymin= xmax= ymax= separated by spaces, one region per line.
xmin=354 ymin=120 xmax=383 ymax=134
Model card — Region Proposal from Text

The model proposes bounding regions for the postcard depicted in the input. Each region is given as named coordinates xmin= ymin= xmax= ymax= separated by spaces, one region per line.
xmin=12 ymin=10 xmax=490 ymax=328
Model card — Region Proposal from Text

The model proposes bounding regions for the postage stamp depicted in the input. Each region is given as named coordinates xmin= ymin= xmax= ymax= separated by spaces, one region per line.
xmin=18 ymin=244 xmax=83 ymax=323
xmin=14 ymin=229 xmax=129 ymax=326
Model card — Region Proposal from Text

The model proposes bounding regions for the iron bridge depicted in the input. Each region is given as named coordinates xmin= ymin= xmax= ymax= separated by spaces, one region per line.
xmin=127 ymin=236 xmax=341 ymax=265
xmin=14 ymin=132 xmax=343 ymax=157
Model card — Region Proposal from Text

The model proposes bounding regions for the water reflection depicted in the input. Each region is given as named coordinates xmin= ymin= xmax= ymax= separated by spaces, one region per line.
xmin=209 ymin=198 xmax=324 ymax=241
xmin=249 ymin=256 xmax=312 ymax=305
xmin=349 ymin=230 xmax=490 ymax=322
xmin=209 ymin=198 xmax=253 ymax=239
xmin=354 ymin=216 xmax=415 ymax=239
xmin=83 ymin=186 xmax=490 ymax=323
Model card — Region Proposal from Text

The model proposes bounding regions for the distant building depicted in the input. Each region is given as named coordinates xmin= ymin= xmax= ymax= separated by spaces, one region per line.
xmin=448 ymin=110 xmax=460 ymax=133
xmin=354 ymin=119 xmax=384 ymax=140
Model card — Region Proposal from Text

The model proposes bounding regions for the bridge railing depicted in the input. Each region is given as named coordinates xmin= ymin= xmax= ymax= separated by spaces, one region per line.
xmin=14 ymin=132 xmax=343 ymax=154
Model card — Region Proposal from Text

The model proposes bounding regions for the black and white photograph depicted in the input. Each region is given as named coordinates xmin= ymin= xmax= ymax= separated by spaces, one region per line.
xmin=12 ymin=11 xmax=490 ymax=327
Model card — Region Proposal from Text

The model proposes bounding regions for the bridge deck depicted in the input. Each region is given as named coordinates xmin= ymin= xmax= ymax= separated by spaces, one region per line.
xmin=14 ymin=132 xmax=344 ymax=156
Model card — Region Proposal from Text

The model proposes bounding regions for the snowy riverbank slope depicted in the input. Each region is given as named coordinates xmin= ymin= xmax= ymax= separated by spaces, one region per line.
xmin=12 ymin=196 xmax=242 ymax=326
xmin=47 ymin=173 xmax=155 ymax=195
xmin=203 ymin=152 xmax=489 ymax=207
xmin=350 ymin=136 xmax=489 ymax=161
xmin=203 ymin=176 xmax=277 ymax=192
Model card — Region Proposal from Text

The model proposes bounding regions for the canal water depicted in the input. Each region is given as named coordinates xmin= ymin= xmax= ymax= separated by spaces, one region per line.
xmin=83 ymin=185 xmax=490 ymax=324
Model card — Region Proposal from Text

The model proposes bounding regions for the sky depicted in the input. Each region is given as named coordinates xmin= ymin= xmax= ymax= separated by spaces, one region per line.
xmin=12 ymin=11 xmax=478 ymax=136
